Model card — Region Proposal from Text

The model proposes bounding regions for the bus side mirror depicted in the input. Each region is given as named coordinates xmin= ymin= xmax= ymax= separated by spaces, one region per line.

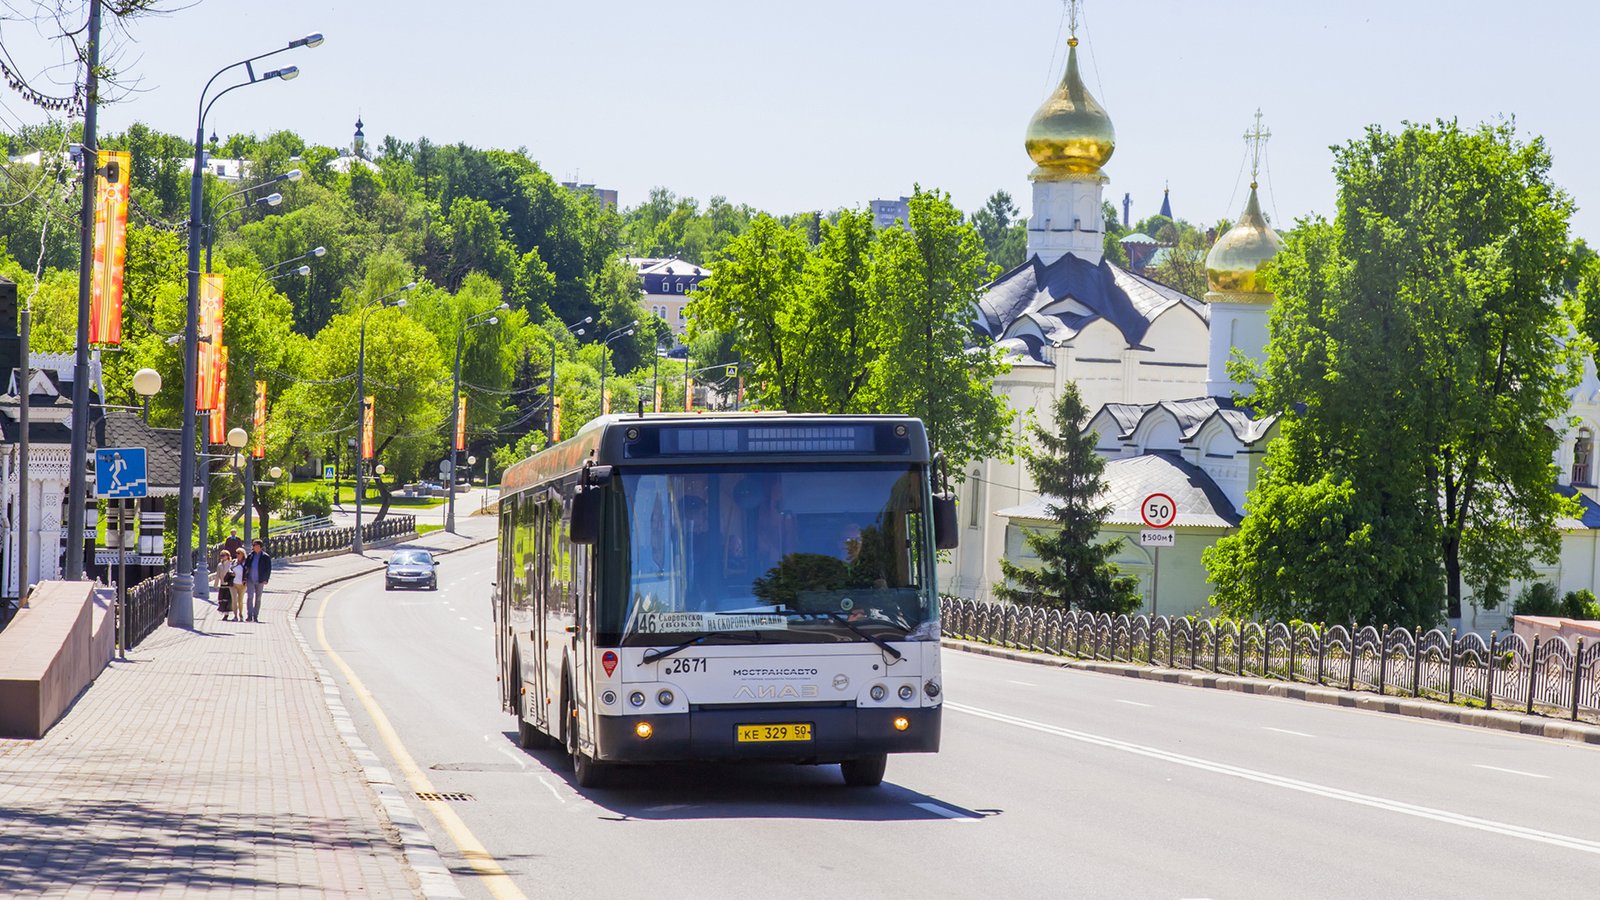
xmin=932 ymin=494 xmax=959 ymax=550
xmin=570 ymin=485 xmax=602 ymax=545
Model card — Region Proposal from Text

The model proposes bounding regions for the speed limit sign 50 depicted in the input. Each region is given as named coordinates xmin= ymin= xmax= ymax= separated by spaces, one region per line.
xmin=1141 ymin=493 xmax=1177 ymax=529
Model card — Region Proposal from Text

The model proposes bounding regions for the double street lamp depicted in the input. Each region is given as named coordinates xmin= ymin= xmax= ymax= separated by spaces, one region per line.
xmin=353 ymin=282 xmax=416 ymax=555
xmin=536 ymin=317 xmax=588 ymax=444
xmin=446 ymin=303 xmax=509 ymax=534
xmin=598 ymin=321 xmax=638 ymax=414
xmin=172 ymin=32 xmax=322 ymax=628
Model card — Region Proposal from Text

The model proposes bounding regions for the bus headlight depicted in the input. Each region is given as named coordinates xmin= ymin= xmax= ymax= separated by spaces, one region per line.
xmin=870 ymin=684 xmax=886 ymax=702
xmin=629 ymin=691 xmax=646 ymax=708
xmin=602 ymin=690 xmax=617 ymax=705
xmin=657 ymin=689 xmax=674 ymax=706
xmin=635 ymin=721 xmax=653 ymax=739
xmin=898 ymin=684 xmax=915 ymax=701
xmin=924 ymin=679 xmax=941 ymax=698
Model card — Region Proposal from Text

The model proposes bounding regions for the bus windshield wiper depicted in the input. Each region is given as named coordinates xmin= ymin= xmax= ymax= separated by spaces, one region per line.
xmin=640 ymin=630 xmax=763 ymax=665
xmin=826 ymin=613 xmax=904 ymax=662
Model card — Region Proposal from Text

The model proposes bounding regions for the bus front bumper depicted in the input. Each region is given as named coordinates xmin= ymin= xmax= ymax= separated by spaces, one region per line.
xmin=594 ymin=705 xmax=941 ymax=763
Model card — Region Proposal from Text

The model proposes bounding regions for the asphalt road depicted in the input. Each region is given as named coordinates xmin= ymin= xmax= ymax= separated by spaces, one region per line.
xmin=305 ymin=542 xmax=1600 ymax=899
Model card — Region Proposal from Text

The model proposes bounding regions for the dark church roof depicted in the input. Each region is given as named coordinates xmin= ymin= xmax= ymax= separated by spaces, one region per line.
xmin=975 ymin=253 xmax=1207 ymax=363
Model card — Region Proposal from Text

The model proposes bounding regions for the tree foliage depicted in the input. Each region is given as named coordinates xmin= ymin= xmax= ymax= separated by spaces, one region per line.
xmin=690 ymin=188 xmax=1013 ymax=473
xmin=1206 ymin=120 xmax=1583 ymax=627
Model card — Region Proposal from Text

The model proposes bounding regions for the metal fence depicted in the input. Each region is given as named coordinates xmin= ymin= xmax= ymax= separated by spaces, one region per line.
xmin=942 ymin=599 xmax=1600 ymax=724
xmin=115 ymin=514 xmax=417 ymax=650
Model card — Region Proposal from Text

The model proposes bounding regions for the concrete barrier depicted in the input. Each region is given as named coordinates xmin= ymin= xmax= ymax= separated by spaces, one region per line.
xmin=0 ymin=581 xmax=115 ymax=739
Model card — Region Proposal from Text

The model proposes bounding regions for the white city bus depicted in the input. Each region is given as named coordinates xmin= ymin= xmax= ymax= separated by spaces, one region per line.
xmin=494 ymin=412 xmax=957 ymax=787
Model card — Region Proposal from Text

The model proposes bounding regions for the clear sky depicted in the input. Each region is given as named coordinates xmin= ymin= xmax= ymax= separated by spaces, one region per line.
xmin=5 ymin=0 xmax=1597 ymax=240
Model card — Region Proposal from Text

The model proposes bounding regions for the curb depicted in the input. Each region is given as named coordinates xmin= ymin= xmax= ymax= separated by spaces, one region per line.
xmin=943 ymin=638 xmax=1600 ymax=746
xmin=286 ymin=533 xmax=497 ymax=900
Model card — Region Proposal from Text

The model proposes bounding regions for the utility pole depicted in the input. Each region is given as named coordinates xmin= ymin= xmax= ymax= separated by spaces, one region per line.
xmin=64 ymin=0 xmax=103 ymax=581
xmin=17 ymin=307 xmax=30 ymax=601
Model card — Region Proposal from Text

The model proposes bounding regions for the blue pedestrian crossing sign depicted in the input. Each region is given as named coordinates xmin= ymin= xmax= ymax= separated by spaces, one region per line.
xmin=323 ymin=464 xmax=336 ymax=481
xmin=96 ymin=447 xmax=148 ymax=499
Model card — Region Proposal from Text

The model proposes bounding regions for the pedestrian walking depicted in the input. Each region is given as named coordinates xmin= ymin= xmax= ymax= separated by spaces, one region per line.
xmin=243 ymin=539 xmax=272 ymax=623
xmin=212 ymin=549 xmax=237 ymax=620
xmin=230 ymin=548 xmax=247 ymax=621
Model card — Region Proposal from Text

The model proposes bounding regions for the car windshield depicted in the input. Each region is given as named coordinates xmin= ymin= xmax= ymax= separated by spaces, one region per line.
xmin=599 ymin=463 xmax=936 ymax=645
xmin=391 ymin=551 xmax=432 ymax=565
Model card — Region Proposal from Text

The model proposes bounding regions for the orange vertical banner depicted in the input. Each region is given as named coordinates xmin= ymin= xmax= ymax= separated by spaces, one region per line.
xmin=252 ymin=380 xmax=267 ymax=459
xmin=602 ymin=389 xmax=611 ymax=416
xmin=685 ymin=377 xmax=694 ymax=411
xmin=209 ymin=346 xmax=229 ymax=444
xmin=552 ymin=397 xmax=562 ymax=443
xmin=195 ymin=275 xmax=225 ymax=410
xmin=361 ymin=396 xmax=376 ymax=460
xmin=455 ymin=396 xmax=467 ymax=451
xmin=88 ymin=150 xmax=131 ymax=345
xmin=654 ymin=383 xmax=662 ymax=413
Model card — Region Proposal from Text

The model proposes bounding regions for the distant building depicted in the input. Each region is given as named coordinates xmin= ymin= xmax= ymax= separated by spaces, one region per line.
xmin=328 ymin=117 xmax=377 ymax=174
xmin=563 ymin=182 xmax=618 ymax=211
xmin=626 ymin=257 xmax=710 ymax=338
xmin=870 ymin=196 xmax=911 ymax=229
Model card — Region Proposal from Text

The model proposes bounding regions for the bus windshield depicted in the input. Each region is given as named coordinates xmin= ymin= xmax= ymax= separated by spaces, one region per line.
xmin=602 ymin=463 xmax=936 ymax=645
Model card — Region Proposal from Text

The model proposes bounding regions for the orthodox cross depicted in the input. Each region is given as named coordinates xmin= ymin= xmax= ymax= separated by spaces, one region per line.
xmin=1245 ymin=109 xmax=1271 ymax=188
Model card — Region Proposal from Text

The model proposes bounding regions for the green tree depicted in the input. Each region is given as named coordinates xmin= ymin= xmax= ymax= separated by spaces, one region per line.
xmin=994 ymin=383 xmax=1139 ymax=614
xmin=866 ymin=188 xmax=1013 ymax=474
xmin=688 ymin=215 xmax=810 ymax=408
xmin=1208 ymin=121 xmax=1582 ymax=626
xmin=970 ymin=190 xmax=1026 ymax=274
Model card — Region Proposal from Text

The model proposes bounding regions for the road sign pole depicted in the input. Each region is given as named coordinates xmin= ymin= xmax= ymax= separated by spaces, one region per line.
xmin=117 ymin=498 xmax=126 ymax=660
xmin=1151 ymin=546 xmax=1159 ymax=618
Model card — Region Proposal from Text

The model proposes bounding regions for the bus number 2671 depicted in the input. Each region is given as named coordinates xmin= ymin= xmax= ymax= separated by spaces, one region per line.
xmin=662 ymin=657 xmax=707 ymax=674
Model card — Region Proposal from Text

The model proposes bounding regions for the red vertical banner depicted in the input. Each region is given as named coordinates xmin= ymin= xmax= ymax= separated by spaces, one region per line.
xmin=455 ymin=396 xmax=467 ymax=452
xmin=361 ymin=396 xmax=376 ymax=460
xmin=252 ymin=380 xmax=267 ymax=459
xmin=88 ymin=150 xmax=131 ymax=345
xmin=196 ymin=275 xmax=225 ymax=410
xmin=209 ymin=346 xmax=229 ymax=444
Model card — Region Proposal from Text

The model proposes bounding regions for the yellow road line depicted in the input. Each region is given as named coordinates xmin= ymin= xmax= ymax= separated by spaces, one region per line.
xmin=316 ymin=584 xmax=528 ymax=900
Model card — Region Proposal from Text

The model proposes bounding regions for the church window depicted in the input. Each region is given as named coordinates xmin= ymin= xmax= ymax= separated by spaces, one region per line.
xmin=675 ymin=282 xmax=683 ymax=293
xmin=967 ymin=472 xmax=982 ymax=527
xmin=1575 ymin=430 xmax=1593 ymax=484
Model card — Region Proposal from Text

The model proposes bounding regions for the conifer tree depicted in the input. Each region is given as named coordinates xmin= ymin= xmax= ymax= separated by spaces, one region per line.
xmin=994 ymin=383 xmax=1140 ymax=614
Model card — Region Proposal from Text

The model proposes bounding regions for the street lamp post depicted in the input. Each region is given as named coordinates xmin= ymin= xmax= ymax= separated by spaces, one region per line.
xmin=447 ymin=303 xmax=508 ymax=534
xmin=545 ymin=317 xmax=589 ymax=443
xmin=173 ymin=32 xmax=322 ymax=628
xmin=599 ymin=321 xmax=638 ymax=415
xmin=353 ymin=282 xmax=416 ymax=555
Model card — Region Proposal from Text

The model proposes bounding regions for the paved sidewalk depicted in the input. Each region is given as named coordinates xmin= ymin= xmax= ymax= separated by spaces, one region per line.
xmin=0 ymin=518 xmax=495 ymax=897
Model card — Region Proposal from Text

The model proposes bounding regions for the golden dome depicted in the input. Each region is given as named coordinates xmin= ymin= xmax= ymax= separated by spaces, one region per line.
xmin=1025 ymin=39 xmax=1115 ymax=180
xmin=1205 ymin=185 xmax=1282 ymax=295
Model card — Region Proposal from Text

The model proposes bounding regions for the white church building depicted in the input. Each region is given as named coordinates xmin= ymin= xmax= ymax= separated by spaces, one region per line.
xmin=942 ymin=22 xmax=1600 ymax=631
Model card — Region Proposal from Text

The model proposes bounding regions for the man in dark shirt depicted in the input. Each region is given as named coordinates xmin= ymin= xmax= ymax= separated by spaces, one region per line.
xmin=223 ymin=530 xmax=243 ymax=555
xmin=243 ymin=540 xmax=272 ymax=623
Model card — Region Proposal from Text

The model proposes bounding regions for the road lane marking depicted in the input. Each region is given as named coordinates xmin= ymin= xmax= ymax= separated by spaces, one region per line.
xmin=1474 ymin=764 xmax=1550 ymax=779
xmin=537 ymin=775 xmax=569 ymax=804
xmin=1007 ymin=680 xmax=1037 ymax=687
xmin=1262 ymin=726 xmax=1314 ymax=738
xmin=947 ymin=702 xmax=1600 ymax=856
xmin=913 ymin=802 xmax=978 ymax=822
xmin=1115 ymin=700 xmax=1154 ymax=708
xmin=316 ymin=585 xmax=528 ymax=899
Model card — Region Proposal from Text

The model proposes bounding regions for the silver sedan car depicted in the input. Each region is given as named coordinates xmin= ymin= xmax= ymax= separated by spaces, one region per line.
xmin=385 ymin=549 xmax=438 ymax=591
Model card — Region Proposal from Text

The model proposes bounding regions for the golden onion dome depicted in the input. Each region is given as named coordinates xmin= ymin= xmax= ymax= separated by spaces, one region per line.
xmin=1025 ymin=39 xmax=1115 ymax=179
xmin=1205 ymin=185 xmax=1283 ymax=295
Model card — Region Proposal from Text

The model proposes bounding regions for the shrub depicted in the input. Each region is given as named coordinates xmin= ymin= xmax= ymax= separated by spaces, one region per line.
xmin=1561 ymin=589 xmax=1600 ymax=621
xmin=1511 ymin=581 xmax=1561 ymax=617
xmin=296 ymin=485 xmax=334 ymax=519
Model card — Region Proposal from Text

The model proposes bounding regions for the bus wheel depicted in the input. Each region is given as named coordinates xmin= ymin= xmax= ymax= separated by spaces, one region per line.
xmin=564 ymin=690 xmax=610 ymax=788
xmin=840 ymin=753 xmax=887 ymax=787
